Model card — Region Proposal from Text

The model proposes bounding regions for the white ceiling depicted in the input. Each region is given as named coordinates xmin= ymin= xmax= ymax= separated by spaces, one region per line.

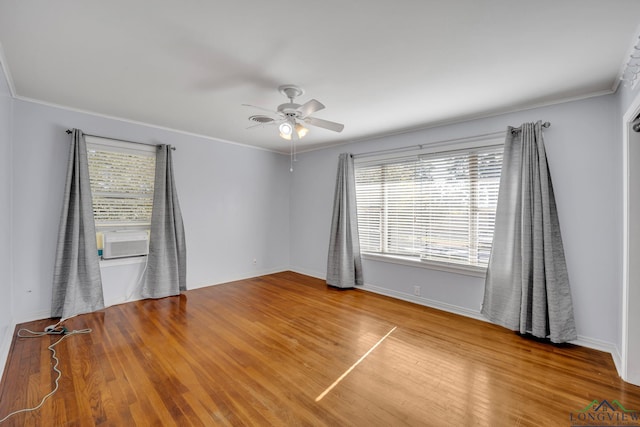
xmin=1 ymin=0 xmax=639 ymax=153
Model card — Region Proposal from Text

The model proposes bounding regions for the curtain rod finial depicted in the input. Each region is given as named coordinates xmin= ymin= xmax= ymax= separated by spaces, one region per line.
xmin=66 ymin=129 xmax=72 ymax=134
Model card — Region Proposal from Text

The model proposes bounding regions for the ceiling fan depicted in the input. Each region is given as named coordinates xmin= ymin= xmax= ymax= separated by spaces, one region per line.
xmin=242 ymin=84 xmax=344 ymax=141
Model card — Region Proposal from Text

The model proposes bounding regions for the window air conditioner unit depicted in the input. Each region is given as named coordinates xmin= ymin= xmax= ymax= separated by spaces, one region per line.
xmin=102 ymin=231 xmax=149 ymax=259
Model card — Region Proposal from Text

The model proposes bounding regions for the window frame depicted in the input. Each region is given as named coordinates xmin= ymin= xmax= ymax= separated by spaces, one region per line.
xmin=85 ymin=136 xmax=157 ymax=263
xmin=85 ymin=135 xmax=157 ymax=233
xmin=354 ymin=137 xmax=504 ymax=277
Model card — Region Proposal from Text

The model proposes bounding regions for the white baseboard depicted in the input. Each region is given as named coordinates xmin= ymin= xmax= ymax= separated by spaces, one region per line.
xmin=570 ymin=335 xmax=621 ymax=369
xmin=188 ymin=267 xmax=290 ymax=291
xmin=288 ymin=267 xmax=325 ymax=281
xmin=287 ymin=268 xmax=486 ymax=321
xmin=361 ymin=282 xmax=486 ymax=322
xmin=570 ymin=335 xmax=618 ymax=356
xmin=0 ymin=318 xmax=16 ymax=386
xmin=611 ymin=347 xmax=623 ymax=379
xmin=13 ymin=269 xmax=292 ymax=324
xmin=14 ymin=309 xmax=51 ymax=325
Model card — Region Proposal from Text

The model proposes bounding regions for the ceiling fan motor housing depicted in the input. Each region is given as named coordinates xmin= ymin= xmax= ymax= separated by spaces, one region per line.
xmin=278 ymin=85 xmax=306 ymax=120
xmin=278 ymin=102 xmax=303 ymax=118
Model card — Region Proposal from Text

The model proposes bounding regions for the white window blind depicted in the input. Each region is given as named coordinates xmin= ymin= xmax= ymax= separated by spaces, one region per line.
xmin=355 ymin=143 xmax=503 ymax=269
xmin=86 ymin=137 xmax=156 ymax=227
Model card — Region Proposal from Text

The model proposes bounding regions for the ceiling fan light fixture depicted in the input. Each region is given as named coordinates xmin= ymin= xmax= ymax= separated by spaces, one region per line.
xmin=295 ymin=123 xmax=309 ymax=139
xmin=279 ymin=131 xmax=292 ymax=140
xmin=279 ymin=122 xmax=293 ymax=140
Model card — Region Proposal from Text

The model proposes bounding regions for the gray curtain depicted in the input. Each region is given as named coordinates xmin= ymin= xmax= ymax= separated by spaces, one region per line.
xmin=326 ymin=153 xmax=363 ymax=288
xmin=52 ymin=129 xmax=104 ymax=319
xmin=141 ymin=144 xmax=186 ymax=298
xmin=481 ymin=121 xmax=577 ymax=343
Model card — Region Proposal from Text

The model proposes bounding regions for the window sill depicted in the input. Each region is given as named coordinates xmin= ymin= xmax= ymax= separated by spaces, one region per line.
xmin=361 ymin=253 xmax=487 ymax=278
xmin=99 ymin=256 xmax=148 ymax=268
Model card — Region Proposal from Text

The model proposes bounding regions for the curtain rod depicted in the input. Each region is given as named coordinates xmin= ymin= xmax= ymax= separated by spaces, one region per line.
xmin=511 ymin=121 xmax=551 ymax=133
xmin=65 ymin=129 xmax=176 ymax=151
xmin=353 ymin=121 xmax=551 ymax=160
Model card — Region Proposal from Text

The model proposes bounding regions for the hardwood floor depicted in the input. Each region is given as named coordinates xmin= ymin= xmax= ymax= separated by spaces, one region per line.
xmin=1 ymin=271 xmax=639 ymax=426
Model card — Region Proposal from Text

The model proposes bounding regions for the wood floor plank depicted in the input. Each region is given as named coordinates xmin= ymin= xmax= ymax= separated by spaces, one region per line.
xmin=0 ymin=271 xmax=639 ymax=426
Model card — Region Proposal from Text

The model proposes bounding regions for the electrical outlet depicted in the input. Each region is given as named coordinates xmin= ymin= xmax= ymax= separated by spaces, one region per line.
xmin=413 ymin=285 xmax=421 ymax=296
xmin=253 ymin=258 xmax=257 ymax=265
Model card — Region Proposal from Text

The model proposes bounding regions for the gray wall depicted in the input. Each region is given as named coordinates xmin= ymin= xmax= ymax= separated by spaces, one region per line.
xmin=0 ymin=64 xmax=13 ymax=376
xmin=290 ymin=94 xmax=623 ymax=356
xmin=10 ymin=99 xmax=291 ymax=321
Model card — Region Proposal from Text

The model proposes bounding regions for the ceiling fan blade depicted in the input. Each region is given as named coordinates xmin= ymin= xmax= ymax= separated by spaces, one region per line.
xmin=298 ymin=99 xmax=325 ymax=117
xmin=304 ymin=117 xmax=344 ymax=133
xmin=241 ymin=103 xmax=281 ymax=116
xmin=246 ymin=122 xmax=274 ymax=129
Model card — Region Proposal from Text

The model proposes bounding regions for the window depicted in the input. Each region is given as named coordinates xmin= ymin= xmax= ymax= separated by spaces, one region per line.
xmin=85 ymin=136 xmax=156 ymax=230
xmin=354 ymin=139 xmax=503 ymax=272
